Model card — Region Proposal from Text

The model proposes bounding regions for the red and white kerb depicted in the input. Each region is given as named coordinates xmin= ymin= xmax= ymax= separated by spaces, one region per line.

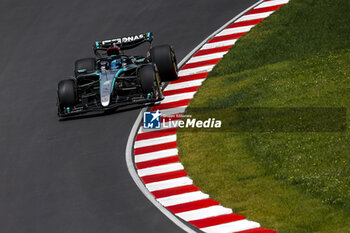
xmin=134 ymin=1 xmax=289 ymax=232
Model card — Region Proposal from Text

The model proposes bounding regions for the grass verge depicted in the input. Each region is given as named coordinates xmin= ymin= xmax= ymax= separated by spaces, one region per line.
xmin=177 ymin=0 xmax=350 ymax=232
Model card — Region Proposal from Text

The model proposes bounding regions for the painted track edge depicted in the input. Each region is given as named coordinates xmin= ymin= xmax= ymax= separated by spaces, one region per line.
xmin=124 ymin=1 xmax=283 ymax=232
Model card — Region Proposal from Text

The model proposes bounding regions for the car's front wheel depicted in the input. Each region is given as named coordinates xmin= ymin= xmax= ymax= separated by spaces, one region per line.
xmin=57 ymin=79 xmax=77 ymax=109
xmin=138 ymin=65 xmax=163 ymax=100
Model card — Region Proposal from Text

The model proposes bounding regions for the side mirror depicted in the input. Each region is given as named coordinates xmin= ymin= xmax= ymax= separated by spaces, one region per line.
xmin=77 ymin=68 xmax=87 ymax=74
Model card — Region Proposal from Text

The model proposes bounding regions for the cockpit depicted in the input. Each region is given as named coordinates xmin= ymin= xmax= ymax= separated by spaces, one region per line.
xmin=98 ymin=47 xmax=127 ymax=71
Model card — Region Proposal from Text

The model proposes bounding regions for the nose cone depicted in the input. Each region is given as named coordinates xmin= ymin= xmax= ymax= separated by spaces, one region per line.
xmin=100 ymin=72 xmax=115 ymax=107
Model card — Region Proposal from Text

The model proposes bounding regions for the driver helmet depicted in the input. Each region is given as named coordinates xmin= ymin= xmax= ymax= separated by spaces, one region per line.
xmin=110 ymin=59 xmax=121 ymax=70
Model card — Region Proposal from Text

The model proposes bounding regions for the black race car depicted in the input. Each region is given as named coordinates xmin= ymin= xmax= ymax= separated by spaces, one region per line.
xmin=57 ymin=32 xmax=178 ymax=117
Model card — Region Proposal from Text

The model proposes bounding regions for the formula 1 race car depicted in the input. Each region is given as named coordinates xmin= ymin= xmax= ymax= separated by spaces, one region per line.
xmin=57 ymin=32 xmax=178 ymax=117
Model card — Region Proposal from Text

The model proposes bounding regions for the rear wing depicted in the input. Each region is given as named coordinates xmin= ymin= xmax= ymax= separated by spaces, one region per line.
xmin=94 ymin=32 xmax=153 ymax=51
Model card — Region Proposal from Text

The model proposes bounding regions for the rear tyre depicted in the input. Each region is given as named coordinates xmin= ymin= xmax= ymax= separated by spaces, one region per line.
xmin=138 ymin=65 xmax=162 ymax=100
xmin=74 ymin=58 xmax=96 ymax=77
xmin=150 ymin=44 xmax=178 ymax=82
xmin=57 ymin=79 xmax=77 ymax=108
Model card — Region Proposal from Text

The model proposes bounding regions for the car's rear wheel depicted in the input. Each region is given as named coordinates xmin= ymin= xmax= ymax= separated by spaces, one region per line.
xmin=138 ymin=65 xmax=162 ymax=99
xmin=150 ymin=44 xmax=178 ymax=82
xmin=74 ymin=58 xmax=96 ymax=77
xmin=57 ymin=79 xmax=77 ymax=108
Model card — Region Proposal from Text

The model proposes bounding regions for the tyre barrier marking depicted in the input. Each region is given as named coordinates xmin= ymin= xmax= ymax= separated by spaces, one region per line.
xmin=133 ymin=0 xmax=289 ymax=232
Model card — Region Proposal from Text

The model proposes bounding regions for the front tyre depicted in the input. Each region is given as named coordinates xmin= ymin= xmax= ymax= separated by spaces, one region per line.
xmin=57 ymin=79 xmax=77 ymax=108
xmin=150 ymin=44 xmax=178 ymax=82
xmin=138 ymin=65 xmax=162 ymax=100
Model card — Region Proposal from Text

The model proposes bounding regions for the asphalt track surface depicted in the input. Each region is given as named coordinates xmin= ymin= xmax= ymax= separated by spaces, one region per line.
xmin=0 ymin=0 xmax=257 ymax=232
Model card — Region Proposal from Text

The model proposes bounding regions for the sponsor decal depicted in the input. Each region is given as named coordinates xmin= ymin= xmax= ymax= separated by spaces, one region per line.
xmin=102 ymin=34 xmax=145 ymax=46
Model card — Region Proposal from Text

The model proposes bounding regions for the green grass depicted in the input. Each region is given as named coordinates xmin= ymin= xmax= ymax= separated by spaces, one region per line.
xmin=177 ymin=0 xmax=350 ymax=232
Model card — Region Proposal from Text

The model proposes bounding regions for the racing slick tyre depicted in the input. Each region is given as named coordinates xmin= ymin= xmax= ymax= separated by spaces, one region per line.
xmin=74 ymin=58 xmax=96 ymax=77
xmin=150 ymin=44 xmax=178 ymax=82
xmin=57 ymin=79 xmax=77 ymax=107
xmin=138 ymin=65 xmax=162 ymax=99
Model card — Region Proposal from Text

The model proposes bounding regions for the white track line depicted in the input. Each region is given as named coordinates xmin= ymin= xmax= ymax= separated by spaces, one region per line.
xmin=134 ymin=134 xmax=176 ymax=148
xmin=255 ymin=0 xmax=289 ymax=9
xmin=138 ymin=162 xmax=184 ymax=177
xmin=176 ymin=0 xmax=264 ymax=69
xmin=186 ymin=52 xmax=227 ymax=63
xmin=200 ymin=219 xmax=261 ymax=233
xmin=164 ymin=79 xmax=205 ymax=92
xmin=177 ymin=205 xmax=232 ymax=221
xmin=157 ymin=106 xmax=188 ymax=116
xmin=201 ymin=39 xmax=238 ymax=49
xmin=236 ymin=11 xmax=274 ymax=22
xmin=161 ymin=106 xmax=188 ymax=115
xmin=146 ymin=177 xmax=193 ymax=192
xmin=178 ymin=65 xmax=215 ymax=76
xmin=216 ymin=25 xmax=255 ymax=37
xmin=158 ymin=191 xmax=209 ymax=207
xmin=173 ymin=75 xmax=208 ymax=83
xmin=162 ymin=92 xmax=197 ymax=104
xmin=135 ymin=148 xmax=178 ymax=163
